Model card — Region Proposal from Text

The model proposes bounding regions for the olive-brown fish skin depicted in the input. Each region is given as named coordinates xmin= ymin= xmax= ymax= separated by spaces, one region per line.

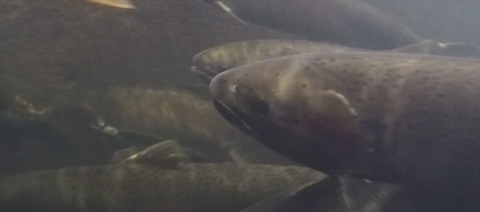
xmin=0 ymin=0 xmax=297 ymax=108
xmin=191 ymin=40 xmax=367 ymax=83
xmin=202 ymin=0 xmax=422 ymax=50
xmin=0 ymin=162 xmax=325 ymax=212
xmin=210 ymin=52 xmax=480 ymax=210
xmin=191 ymin=39 xmax=480 ymax=84
xmin=241 ymin=176 xmax=417 ymax=212
xmin=88 ymin=87 xmax=296 ymax=165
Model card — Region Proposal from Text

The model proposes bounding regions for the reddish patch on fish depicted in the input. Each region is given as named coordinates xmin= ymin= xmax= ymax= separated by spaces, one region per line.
xmin=296 ymin=111 xmax=358 ymax=159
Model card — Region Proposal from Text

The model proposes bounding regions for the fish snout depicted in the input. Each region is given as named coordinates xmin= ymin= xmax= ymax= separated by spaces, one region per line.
xmin=191 ymin=66 xmax=215 ymax=84
xmin=210 ymin=71 xmax=230 ymax=101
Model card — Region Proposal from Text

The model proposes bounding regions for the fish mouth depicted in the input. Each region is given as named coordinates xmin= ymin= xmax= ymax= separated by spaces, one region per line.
xmin=213 ymin=100 xmax=258 ymax=137
xmin=191 ymin=66 xmax=215 ymax=84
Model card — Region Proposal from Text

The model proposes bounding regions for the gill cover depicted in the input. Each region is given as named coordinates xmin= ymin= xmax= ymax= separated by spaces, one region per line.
xmin=210 ymin=60 xmax=361 ymax=171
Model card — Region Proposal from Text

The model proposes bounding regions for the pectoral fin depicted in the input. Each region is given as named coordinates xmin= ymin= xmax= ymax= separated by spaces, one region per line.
xmin=86 ymin=0 xmax=136 ymax=9
xmin=125 ymin=139 xmax=207 ymax=168
xmin=214 ymin=1 xmax=251 ymax=26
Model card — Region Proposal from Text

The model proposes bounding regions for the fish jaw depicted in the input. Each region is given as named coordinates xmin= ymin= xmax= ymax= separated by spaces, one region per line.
xmin=190 ymin=49 xmax=227 ymax=84
xmin=190 ymin=66 xmax=217 ymax=84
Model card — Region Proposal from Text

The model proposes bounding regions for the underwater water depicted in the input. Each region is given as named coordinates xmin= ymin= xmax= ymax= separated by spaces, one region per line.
xmin=0 ymin=0 xmax=479 ymax=211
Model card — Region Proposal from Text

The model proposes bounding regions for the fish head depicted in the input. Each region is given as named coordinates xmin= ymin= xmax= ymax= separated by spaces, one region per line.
xmin=210 ymin=54 xmax=363 ymax=172
xmin=191 ymin=48 xmax=231 ymax=84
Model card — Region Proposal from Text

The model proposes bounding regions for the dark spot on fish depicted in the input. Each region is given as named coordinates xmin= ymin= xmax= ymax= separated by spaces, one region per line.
xmin=357 ymin=73 xmax=365 ymax=77
xmin=280 ymin=106 xmax=300 ymax=125
xmin=342 ymin=69 xmax=348 ymax=73
xmin=436 ymin=94 xmax=445 ymax=98
xmin=350 ymin=57 xmax=359 ymax=60
xmin=322 ymin=86 xmax=329 ymax=90
xmin=370 ymin=64 xmax=377 ymax=68
xmin=386 ymin=68 xmax=399 ymax=72
xmin=275 ymin=73 xmax=280 ymax=77
xmin=353 ymin=81 xmax=361 ymax=85
xmin=223 ymin=80 xmax=227 ymax=84
xmin=454 ymin=68 xmax=463 ymax=72
xmin=368 ymin=78 xmax=374 ymax=82
xmin=421 ymin=76 xmax=429 ymax=81
xmin=330 ymin=58 xmax=336 ymax=62
xmin=247 ymin=98 xmax=270 ymax=117
xmin=320 ymin=62 xmax=326 ymax=66
xmin=305 ymin=66 xmax=311 ymax=71
xmin=236 ymin=79 xmax=240 ymax=82
xmin=244 ymin=73 xmax=248 ymax=77
xmin=345 ymin=63 xmax=351 ymax=67
xmin=302 ymin=84 xmax=307 ymax=88
xmin=356 ymin=98 xmax=363 ymax=103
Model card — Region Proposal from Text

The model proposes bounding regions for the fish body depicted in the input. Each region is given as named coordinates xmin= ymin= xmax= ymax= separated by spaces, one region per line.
xmin=0 ymin=0 xmax=296 ymax=109
xmin=0 ymin=94 xmax=134 ymax=176
xmin=192 ymin=39 xmax=480 ymax=83
xmin=241 ymin=176 xmax=415 ymax=212
xmin=0 ymin=162 xmax=325 ymax=212
xmin=210 ymin=52 xmax=480 ymax=209
xmin=192 ymin=40 xmax=367 ymax=83
xmin=202 ymin=0 xmax=422 ymax=50
xmin=90 ymin=87 xmax=296 ymax=165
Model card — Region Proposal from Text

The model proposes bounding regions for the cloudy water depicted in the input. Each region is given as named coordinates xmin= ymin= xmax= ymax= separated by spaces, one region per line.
xmin=0 ymin=0 xmax=479 ymax=211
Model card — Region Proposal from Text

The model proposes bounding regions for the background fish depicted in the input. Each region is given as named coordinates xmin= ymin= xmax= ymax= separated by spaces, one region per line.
xmin=210 ymin=52 xmax=480 ymax=210
xmin=362 ymin=0 xmax=480 ymax=44
xmin=192 ymin=39 xmax=480 ymax=83
xmin=0 ymin=0 xmax=297 ymax=110
xmin=0 ymin=94 xmax=133 ymax=176
xmin=201 ymin=0 xmax=423 ymax=50
xmin=86 ymin=87 xmax=297 ymax=165
xmin=191 ymin=40 xmax=367 ymax=83
xmin=0 ymin=162 xmax=325 ymax=212
xmin=241 ymin=176 xmax=416 ymax=212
